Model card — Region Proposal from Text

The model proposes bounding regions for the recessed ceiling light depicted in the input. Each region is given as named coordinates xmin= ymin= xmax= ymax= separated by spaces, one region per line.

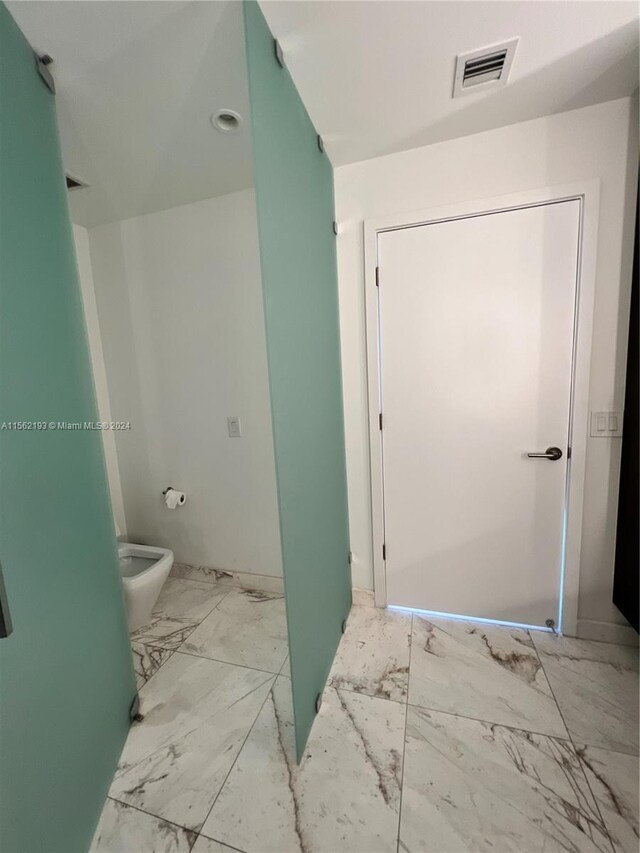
xmin=211 ymin=109 xmax=243 ymax=134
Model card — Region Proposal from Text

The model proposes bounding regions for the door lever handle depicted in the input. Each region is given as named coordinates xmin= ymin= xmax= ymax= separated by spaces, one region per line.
xmin=527 ymin=446 xmax=563 ymax=461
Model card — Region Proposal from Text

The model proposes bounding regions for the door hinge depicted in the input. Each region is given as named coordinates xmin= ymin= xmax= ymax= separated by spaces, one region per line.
xmin=567 ymin=446 xmax=572 ymax=459
xmin=36 ymin=53 xmax=55 ymax=94
xmin=382 ymin=543 xmax=386 ymax=561
xmin=129 ymin=693 xmax=144 ymax=723
xmin=274 ymin=38 xmax=285 ymax=68
xmin=333 ymin=220 xmax=339 ymax=236
xmin=379 ymin=413 xmax=383 ymax=431
xmin=375 ymin=266 xmax=380 ymax=287
xmin=348 ymin=550 xmax=353 ymax=564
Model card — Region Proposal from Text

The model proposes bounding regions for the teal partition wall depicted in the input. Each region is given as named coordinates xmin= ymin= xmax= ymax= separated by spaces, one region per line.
xmin=243 ymin=0 xmax=352 ymax=759
xmin=0 ymin=6 xmax=136 ymax=852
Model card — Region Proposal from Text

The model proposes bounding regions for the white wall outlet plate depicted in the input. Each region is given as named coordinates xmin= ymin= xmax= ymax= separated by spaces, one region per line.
xmin=227 ymin=415 xmax=242 ymax=438
xmin=590 ymin=411 xmax=623 ymax=437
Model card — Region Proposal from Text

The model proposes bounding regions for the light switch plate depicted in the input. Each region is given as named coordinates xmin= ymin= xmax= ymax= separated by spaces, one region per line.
xmin=590 ymin=411 xmax=623 ymax=437
xmin=227 ymin=416 xmax=242 ymax=438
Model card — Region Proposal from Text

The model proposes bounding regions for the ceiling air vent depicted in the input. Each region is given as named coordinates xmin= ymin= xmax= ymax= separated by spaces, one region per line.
xmin=453 ymin=38 xmax=518 ymax=98
xmin=65 ymin=174 xmax=88 ymax=191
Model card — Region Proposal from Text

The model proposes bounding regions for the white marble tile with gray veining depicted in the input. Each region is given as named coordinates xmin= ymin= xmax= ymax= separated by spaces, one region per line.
xmin=532 ymin=633 xmax=639 ymax=754
xmin=191 ymin=836 xmax=244 ymax=853
xmin=130 ymin=577 xmax=231 ymax=650
xmin=90 ymin=798 xmax=196 ymax=853
xmin=352 ymin=588 xmax=375 ymax=608
xmin=233 ymin=572 xmax=284 ymax=595
xmin=408 ymin=616 xmax=567 ymax=736
xmin=328 ymin=606 xmax=411 ymax=702
xmin=170 ymin=562 xmax=235 ymax=586
xmin=131 ymin=577 xmax=231 ymax=651
xmin=170 ymin=563 xmax=284 ymax=595
xmin=131 ymin=641 xmax=173 ymax=690
xmin=131 ymin=616 xmax=201 ymax=651
xmin=202 ymin=677 xmax=405 ymax=853
xmin=180 ymin=588 xmax=288 ymax=673
xmin=400 ymin=705 xmax=611 ymax=853
xmin=577 ymin=743 xmax=639 ymax=853
xmin=110 ymin=652 xmax=274 ymax=831
xmin=152 ymin=576 xmax=230 ymax=622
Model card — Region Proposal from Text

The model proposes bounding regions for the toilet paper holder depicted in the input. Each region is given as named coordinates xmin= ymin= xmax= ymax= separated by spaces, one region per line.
xmin=162 ymin=486 xmax=186 ymax=508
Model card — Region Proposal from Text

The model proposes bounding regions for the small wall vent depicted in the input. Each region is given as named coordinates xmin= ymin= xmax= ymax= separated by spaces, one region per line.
xmin=65 ymin=174 xmax=87 ymax=191
xmin=453 ymin=38 xmax=518 ymax=98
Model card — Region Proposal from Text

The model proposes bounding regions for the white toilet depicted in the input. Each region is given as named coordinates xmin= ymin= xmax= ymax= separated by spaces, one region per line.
xmin=118 ymin=542 xmax=174 ymax=632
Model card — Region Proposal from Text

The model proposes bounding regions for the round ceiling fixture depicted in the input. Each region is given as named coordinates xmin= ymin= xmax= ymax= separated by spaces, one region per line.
xmin=211 ymin=109 xmax=243 ymax=134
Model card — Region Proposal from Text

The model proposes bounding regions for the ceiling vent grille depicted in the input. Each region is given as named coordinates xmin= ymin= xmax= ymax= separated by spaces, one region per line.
xmin=453 ymin=38 xmax=518 ymax=98
xmin=65 ymin=174 xmax=88 ymax=191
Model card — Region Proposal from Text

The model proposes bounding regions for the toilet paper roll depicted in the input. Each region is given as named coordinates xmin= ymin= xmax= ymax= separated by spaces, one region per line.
xmin=164 ymin=488 xmax=186 ymax=509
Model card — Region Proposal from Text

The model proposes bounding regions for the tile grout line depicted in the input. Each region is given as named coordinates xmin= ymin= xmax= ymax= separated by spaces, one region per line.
xmin=194 ymin=673 xmax=278 ymax=845
xmin=132 ymin=645 xmax=175 ymax=693
xmin=195 ymin=832 xmax=247 ymax=853
xmin=109 ymin=671 xmax=276 ymax=850
xmin=528 ymin=632 xmax=575 ymax=745
xmin=528 ymin=631 xmax=617 ymax=853
xmin=170 ymin=586 xmax=284 ymax=661
xmin=172 ymin=566 xmax=284 ymax=590
xmin=175 ymin=580 xmax=235 ymax=622
xmin=330 ymin=682 xmax=407 ymax=705
xmin=131 ymin=583 xmax=237 ymax=691
xmin=195 ymin=836 xmax=247 ymax=853
xmin=183 ymin=583 xmax=236 ymax=625
xmin=105 ymin=795 xmax=198 ymax=839
xmin=183 ymin=583 xmax=235 ymax=635
xmin=395 ymin=613 xmax=413 ymax=853
xmin=565 ymin=741 xmax=640 ymax=760
xmin=173 ymin=647 xmax=286 ymax=678
xmin=278 ymin=654 xmax=290 ymax=677
xmin=407 ymin=615 xmax=609 ymax=741
xmin=167 ymin=575 xmax=235 ymax=590
xmin=132 ymin=583 xmax=235 ymax=649
xmin=404 ymin=699 xmax=579 ymax=742
xmin=117 ymin=608 xmax=634 ymax=852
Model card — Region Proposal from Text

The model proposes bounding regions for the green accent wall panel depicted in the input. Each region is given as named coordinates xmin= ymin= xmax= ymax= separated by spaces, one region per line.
xmin=0 ymin=5 xmax=135 ymax=851
xmin=243 ymin=0 xmax=352 ymax=760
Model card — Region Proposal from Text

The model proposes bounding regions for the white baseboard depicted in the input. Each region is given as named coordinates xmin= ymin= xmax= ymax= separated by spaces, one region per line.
xmin=171 ymin=562 xmax=284 ymax=595
xmin=234 ymin=571 xmax=284 ymax=594
xmin=575 ymin=618 xmax=638 ymax=647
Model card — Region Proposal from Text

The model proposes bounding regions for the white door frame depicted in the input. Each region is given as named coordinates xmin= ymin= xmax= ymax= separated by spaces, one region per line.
xmin=364 ymin=181 xmax=600 ymax=636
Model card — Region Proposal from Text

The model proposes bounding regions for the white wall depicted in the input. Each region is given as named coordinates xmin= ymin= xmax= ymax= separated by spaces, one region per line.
xmin=73 ymin=224 xmax=127 ymax=537
xmin=335 ymin=96 xmax=638 ymax=638
xmin=85 ymin=189 xmax=283 ymax=577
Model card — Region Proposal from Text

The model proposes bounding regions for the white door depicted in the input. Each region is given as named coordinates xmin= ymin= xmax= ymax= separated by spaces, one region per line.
xmin=378 ymin=200 xmax=580 ymax=627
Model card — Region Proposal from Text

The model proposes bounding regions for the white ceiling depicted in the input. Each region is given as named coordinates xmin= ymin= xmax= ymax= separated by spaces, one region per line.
xmin=7 ymin=1 xmax=254 ymax=228
xmin=7 ymin=1 xmax=639 ymax=227
xmin=260 ymin=0 xmax=639 ymax=166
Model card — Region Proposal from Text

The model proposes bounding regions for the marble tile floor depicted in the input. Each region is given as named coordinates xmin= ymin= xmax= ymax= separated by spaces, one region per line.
xmin=92 ymin=596 xmax=638 ymax=853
